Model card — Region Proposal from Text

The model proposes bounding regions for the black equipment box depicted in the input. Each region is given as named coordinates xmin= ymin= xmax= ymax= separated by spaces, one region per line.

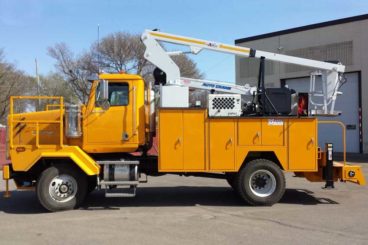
xmin=261 ymin=87 xmax=293 ymax=115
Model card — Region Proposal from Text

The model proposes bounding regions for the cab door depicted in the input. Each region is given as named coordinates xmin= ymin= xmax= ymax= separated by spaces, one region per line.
xmin=85 ymin=81 xmax=136 ymax=150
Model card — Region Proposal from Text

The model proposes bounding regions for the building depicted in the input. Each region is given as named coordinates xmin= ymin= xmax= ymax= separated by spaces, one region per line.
xmin=0 ymin=126 xmax=9 ymax=166
xmin=235 ymin=14 xmax=368 ymax=153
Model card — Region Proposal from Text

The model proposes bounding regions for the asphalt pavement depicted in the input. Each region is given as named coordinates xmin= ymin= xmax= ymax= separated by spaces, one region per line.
xmin=0 ymin=163 xmax=367 ymax=245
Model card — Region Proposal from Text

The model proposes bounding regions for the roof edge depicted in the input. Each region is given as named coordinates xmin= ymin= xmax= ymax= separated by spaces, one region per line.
xmin=235 ymin=14 xmax=368 ymax=44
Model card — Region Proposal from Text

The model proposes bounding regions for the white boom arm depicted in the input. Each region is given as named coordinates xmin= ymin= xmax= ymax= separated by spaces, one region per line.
xmin=141 ymin=30 xmax=346 ymax=114
xmin=172 ymin=77 xmax=256 ymax=95
xmin=141 ymin=30 xmax=257 ymax=96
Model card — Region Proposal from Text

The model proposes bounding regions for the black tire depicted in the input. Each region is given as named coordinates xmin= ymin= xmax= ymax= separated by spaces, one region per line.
xmin=36 ymin=165 xmax=87 ymax=212
xmin=235 ymin=159 xmax=285 ymax=206
xmin=225 ymin=173 xmax=237 ymax=190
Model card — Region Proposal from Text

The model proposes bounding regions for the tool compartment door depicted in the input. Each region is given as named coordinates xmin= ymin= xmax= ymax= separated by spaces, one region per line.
xmin=262 ymin=119 xmax=285 ymax=146
xmin=288 ymin=119 xmax=317 ymax=171
xmin=183 ymin=110 xmax=206 ymax=170
xmin=159 ymin=110 xmax=183 ymax=170
xmin=209 ymin=119 xmax=235 ymax=170
xmin=238 ymin=119 xmax=262 ymax=145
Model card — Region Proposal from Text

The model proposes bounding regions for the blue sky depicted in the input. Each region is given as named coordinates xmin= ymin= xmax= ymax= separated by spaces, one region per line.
xmin=1 ymin=0 xmax=367 ymax=83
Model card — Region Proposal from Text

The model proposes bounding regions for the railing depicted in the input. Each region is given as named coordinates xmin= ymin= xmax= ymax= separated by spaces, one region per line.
xmin=318 ymin=120 xmax=346 ymax=165
xmin=9 ymin=96 xmax=64 ymax=149
xmin=46 ymin=104 xmax=63 ymax=111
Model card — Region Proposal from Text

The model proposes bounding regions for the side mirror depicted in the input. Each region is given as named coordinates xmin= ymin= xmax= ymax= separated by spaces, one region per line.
xmin=96 ymin=80 xmax=110 ymax=110
xmin=101 ymin=79 xmax=109 ymax=100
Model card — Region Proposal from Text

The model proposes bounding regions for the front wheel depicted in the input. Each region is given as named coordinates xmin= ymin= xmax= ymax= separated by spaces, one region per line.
xmin=235 ymin=159 xmax=285 ymax=206
xmin=36 ymin=165 xmax=87 ymax=212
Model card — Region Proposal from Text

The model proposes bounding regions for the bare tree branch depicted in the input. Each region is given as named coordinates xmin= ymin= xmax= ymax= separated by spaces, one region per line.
xmin=48 ymin=43 xmax=92 ymax=103
xmin=0 ymin=49 xmax=32 ymax=123
xmin=48 ymin=31 xmax=203 ymax=102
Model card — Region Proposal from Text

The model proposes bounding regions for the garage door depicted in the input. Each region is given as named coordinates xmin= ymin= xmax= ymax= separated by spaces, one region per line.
xmin=285 ymin=72 xmax=360 ymax=153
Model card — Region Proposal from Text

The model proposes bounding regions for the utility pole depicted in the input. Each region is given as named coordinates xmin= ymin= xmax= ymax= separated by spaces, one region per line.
xmin=35 ymin=58 xmax=41 ymax=111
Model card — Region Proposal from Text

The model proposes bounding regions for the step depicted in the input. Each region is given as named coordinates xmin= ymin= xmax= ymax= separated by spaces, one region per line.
xmin=105 ymin=192 xmax=136 ymax=198
xmin=104 ymin=186 xmax=137 ymax=198
xmin=139 ymin=173 xmax=148 ymax=183
xmin=100 ymin=180 xmax=139 ymax=186
xmin=97 ymin=160 xmax=140 ymax=165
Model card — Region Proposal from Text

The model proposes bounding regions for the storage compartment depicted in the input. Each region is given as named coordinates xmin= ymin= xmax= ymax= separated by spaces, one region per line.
xmin=158 ymin=109 xmax=205 ymax=171
xmin=159 ymin=110 xmax=183 ymax=170
xmin=237 ymin=118 xmax=285 ymax=146
xmin=238 ymin=120 xmax=261 ymax=146
xmin=183 ymin=111 xmax=206 ymax=170
xmin=261 ymin=119 xmax=285 ymax=146
xmin=288 ymin=118 xmax=317 ymax=171
xmin=160 ymin=86 xmax=189 ymax=108
xmin=209 ymin=119 xmax=235 ymax=170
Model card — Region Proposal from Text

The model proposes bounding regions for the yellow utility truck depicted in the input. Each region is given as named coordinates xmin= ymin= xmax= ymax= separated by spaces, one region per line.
xmin=3 ymin=30 xmax=365 ymax=211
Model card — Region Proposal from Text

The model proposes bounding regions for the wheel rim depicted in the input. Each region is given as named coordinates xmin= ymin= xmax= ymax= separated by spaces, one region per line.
xmin=48 ymin=174 xmax=78 ymax=203
xmin=249 ymin=169 xmax=276 ymax=197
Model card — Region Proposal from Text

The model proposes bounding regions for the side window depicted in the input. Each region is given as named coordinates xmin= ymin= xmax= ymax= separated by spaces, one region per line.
xmin=109 ymin=83 xmax=129 ymax=106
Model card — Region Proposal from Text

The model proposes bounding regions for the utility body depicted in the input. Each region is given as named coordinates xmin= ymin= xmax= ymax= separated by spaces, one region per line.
xmin=2 ymin=30 xmax=365 ymax=211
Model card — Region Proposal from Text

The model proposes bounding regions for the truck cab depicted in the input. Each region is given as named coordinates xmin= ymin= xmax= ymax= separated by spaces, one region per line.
xmin=81 ymin=73 xmax=147 ymax=153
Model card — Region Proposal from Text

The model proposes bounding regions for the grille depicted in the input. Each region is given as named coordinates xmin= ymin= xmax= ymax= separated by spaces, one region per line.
xmin=208 ymin=94 xmax=242 ymax=117
xmin=212 ymin=97 xmax=236 ymax=110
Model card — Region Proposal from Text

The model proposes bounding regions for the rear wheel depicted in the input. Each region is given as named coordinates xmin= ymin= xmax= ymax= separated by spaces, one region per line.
xmin=36 ymin=165 xmax=87 ymax=212
xmin=235 ymin=159 xmax=285 ymax=206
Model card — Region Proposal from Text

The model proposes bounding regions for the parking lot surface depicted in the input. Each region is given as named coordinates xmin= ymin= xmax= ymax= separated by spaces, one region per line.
xmin=0 ymin=163 xmax=367 ymax=245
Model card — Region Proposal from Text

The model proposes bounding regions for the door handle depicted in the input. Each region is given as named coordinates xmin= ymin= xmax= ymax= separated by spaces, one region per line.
xmin=253 ymin=131 xmax=261 ymax=144
xmin=308 ymin=137 xmax=315 ymax=147
xmin=226 ymin=138 xmax=233 ymax=147
xmin=175 ymin=138 xmax=182 ymax=148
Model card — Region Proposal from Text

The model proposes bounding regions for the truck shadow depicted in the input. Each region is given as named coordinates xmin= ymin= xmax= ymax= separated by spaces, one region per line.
xmin=0 ymin=187 xmax=338 ymax=214
xmin=82 ymin=187 xmax=338 ymax=211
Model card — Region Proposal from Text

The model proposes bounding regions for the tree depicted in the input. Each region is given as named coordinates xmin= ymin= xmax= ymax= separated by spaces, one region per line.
xmin=37 ymin=73 xmax=77 ymax=109
xmin=171 ymin=54 xmax=203 ymax=79
xmin=92 ymin=32 xmax=143 ymax=73
xmin=0 ymin=49 xmax=32 ymax=124
xmin=48 ymin=31 xmax=203 ymax=103
xmin=48 ymin=43 xmax=97 ymax=103
xmin=94 ymin=32 xmax=203 ymax=81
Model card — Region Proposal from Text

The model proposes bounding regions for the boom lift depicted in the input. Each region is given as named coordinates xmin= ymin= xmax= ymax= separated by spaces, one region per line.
xmin=141 ymin=30 xmax=345 ymax=115
xmin=2 ymin=30 xmax=365 ymax=212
